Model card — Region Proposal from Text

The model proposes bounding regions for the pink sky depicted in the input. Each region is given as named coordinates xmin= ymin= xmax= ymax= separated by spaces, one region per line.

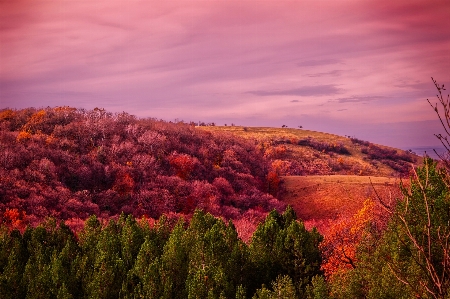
xmin=1 ymin=0 xmax=449 ymax=148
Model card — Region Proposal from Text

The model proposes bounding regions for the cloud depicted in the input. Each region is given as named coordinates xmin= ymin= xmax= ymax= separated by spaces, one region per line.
xmin=306 ymin=70 xmax=343 ymax=77
xmin=290 ymin=100 xmax=300 ymax=103
xmin=297 ymin=59 xmax=341 ymax=67
xmin=84 ymin=16 xmax=134 ymax=31
xmin=247 ymin=85 xmax=342 ymax=97
xmin=332 ymin=96 xmax=386 ymax=103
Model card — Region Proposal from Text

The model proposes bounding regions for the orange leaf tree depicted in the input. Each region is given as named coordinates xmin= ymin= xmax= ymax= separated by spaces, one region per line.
xmin=113 ymin=172 xmax=135 ymax=195
xmin=320 ymin=199 xmax=376 ymax=279
xmin=2 ymin=208 xmax=27 ymax=231
xmin=169 ymin=153 xmax=197 ymax=180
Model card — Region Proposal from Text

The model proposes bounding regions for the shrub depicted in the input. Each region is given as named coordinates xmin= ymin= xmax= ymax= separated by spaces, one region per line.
xmin=298 ymin=138 xmax=351 ymax=155
xmin=350 ymin=137 xmax=370 ymax=146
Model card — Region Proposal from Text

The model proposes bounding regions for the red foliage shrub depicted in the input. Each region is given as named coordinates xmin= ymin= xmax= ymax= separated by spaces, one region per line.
xmin=113 ymin=172 xmax=135 ymax=195
xmin=2 ymin=208 xmax=27 ymax=231
xmin=267 ymin=171 xmax=281 ymax=196
xmin=169 ymin=153 xmax=197 ymax=180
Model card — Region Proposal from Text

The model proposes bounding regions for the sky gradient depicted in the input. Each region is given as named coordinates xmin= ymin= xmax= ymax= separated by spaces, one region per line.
xmin=1 ymin=0 xmax=449 ymax=148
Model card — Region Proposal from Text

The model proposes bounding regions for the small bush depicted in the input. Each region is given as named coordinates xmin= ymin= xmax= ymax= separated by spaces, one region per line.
xmin=350 ymin=137 xmax=370 ymax=146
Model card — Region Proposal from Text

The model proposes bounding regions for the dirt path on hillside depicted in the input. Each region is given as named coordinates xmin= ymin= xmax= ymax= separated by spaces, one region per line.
xmin=279 ymin=175 xmax=405 ymax=232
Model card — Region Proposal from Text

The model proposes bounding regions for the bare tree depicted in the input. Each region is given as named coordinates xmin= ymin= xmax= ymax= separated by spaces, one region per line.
xmin=374 ymin=78 xmax=450 ymax=299
xmin=428 ymin=77 xmax=450 ymax=166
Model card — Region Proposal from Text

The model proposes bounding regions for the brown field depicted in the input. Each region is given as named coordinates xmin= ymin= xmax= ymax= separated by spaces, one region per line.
xmin=279 ymin=175 xmax=405 ymax=233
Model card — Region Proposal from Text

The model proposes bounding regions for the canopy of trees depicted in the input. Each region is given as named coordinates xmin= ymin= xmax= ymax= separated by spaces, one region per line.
xmin=0 ymin=107 xmax=285 ymax=228
xmin=0 ymin=208 xmax=323 ymax=299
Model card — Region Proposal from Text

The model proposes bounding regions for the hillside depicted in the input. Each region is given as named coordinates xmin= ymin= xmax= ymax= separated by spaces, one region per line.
xmin=1 ymin=107 xmax=441 ymax=298
xmin=0 ymin=107 xmax=283 ymax=229
xmin=0 ymin=107 xmax=421 ymax=234
xmin=200 ymin=126 xmax=420 ymax=177
xmin=279 ymin=175 xmax=404 ymax=233
xmin=199 ymin=126 xmax=420 ymax=233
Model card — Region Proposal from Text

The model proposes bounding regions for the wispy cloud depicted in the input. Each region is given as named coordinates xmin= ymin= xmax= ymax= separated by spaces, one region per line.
xmin=297 ymin=59 xmax=341 ymax=67
xmin=332 ymin=96 xmax=386 ymax=103
xmin=0 ymin=0 xmax=449 ymax=148
xmin=247 ymin=85 xmax=342 ymax=97
xmin=306 ymin=70 xmax=343 ymax=77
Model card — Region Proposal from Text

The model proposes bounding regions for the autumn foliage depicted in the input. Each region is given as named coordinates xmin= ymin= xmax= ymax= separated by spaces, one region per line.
xmin=2 ymin=208 xmax=27 ymax=231
xmin=320 ymin=199 xmax=378 ymax=278
xmin=169 ymin=153 xmax=197 ymax=179
xmin=0 ymin=107 xmax=284 ymax=227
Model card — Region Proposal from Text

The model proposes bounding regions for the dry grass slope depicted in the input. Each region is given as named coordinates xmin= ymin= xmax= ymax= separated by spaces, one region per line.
xmin=280 ymin=175 xmax=404 ymax=233
xmin=201 ymin=126 xmax=421 ymax=177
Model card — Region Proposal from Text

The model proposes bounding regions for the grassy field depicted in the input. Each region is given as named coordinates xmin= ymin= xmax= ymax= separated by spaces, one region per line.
xmin=280 ymin=175 xmax=404 ymax=233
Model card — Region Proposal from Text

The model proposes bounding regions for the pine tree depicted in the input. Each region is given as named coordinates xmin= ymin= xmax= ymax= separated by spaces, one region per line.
xmin=0 ymin=228 xmax=29 ymax=298
xmin=86 ymin=219 xmax=126 ymax=299
xmin=122 ymin=237 xmax=162 ymax=298
xmin=160 ymin=219 xmax=189 ymax=299
xmin=249 ymin=208 xmax=322 ymax=297
xmin=252 ymin=275 xmax=297 ymax=299
xmin=76 ymin=215 xmax=102 ymax=296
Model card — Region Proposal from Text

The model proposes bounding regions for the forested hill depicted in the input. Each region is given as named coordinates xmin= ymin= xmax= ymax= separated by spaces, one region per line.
xmin=0 ymin=107 xmax=285 ymax=230
xmin=201 ymin=125 xmax=420 ymax=177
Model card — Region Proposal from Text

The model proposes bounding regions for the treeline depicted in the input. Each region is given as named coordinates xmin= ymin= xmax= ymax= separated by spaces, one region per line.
xmin=0 ymin=107 xmax=284 ymax=227
xmin=297 ymin=137 xmax=350 ymax=155
xmin=0 ymin=207 xmax=324 ymax=299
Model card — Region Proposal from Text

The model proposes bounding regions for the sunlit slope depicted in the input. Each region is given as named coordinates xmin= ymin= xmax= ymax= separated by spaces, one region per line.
xmin=279 ymin=175 xmax=403 ymax=233
xmin=201 ymin=126 xmax=421 ymax=177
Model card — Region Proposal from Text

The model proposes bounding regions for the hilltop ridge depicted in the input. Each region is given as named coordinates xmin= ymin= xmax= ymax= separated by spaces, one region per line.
xmin=200 ymin=125 xmax=420 ymax=178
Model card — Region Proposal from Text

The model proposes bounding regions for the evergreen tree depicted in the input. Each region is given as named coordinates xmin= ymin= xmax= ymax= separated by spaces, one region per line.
xmin=76 ymin=215 xmax=102 ymax=296
xmin=252 ymin=275 xmax=297 ymax=299
xmin=159 ymin=218 xmax=189 ymax=299
xmin=328 ymin=159 xmax=450 ymax=298
xmin=0 ymin=228 xmax=29 ymax=298
xmin=378 ymin=159 xmax=450 ymax=298
xmin=23 ymin=224 xmax=56 ymax=298
xmin=249 ymin=208 xmax=322 ymax=296
xmin=85 ymin=219 xmax=126 ymax=299
xmin=120 ymin=237 xmax=162 ymax=298
xmin=118 ymin=214 xmax=145 ymax=271
xmin=49 ymin=231 xmax=80 ymax=298
xmin=186 ymin=212 xmax=238 ymax=299
xmin=305 ymin=275 xmax=329 ymax=299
